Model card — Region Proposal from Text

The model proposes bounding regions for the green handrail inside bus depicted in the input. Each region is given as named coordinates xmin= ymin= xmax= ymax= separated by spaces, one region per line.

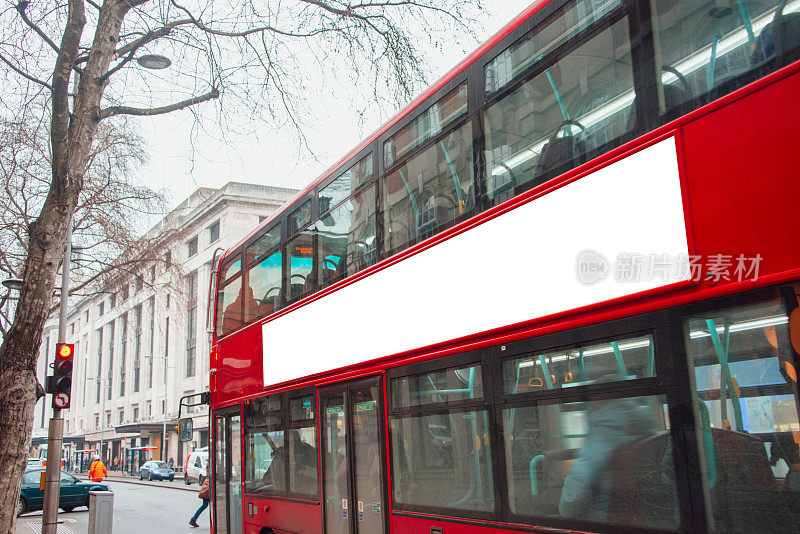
xmin=708 ymin=37 xmax=720 ymax=91
xmin=697 ymin=399 xmax=717 ymax=490
xmin=529 ymin=454 xmax=545 ymax=495
xmin=735 ymin=0 xmax=756 ymax=46
xmin=610 ymin=341 xmax=628 ymax=376
xmin=706 ymin=319 xmax=743 ymax=431
xmin=438 ymin=141 xmax=465 ymax=213
xmin=647 ymin=340 xmax=655 ymax=378
xmin=545 ymin=68 xmax=572 ymax=136
xmin=398 ymin=169 xmax=419 ymax=219
xmin=539 ymin=355 xmax=554 ymax=389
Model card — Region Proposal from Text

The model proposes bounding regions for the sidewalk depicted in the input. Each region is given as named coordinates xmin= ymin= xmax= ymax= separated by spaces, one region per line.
xmin=102 ymin=472 xmax=199 ymax=492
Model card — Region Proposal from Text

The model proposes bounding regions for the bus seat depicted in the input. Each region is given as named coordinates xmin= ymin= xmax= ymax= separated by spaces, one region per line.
xmin=626 ymin=82 xmax=689 ymax=133
xmin=753 ymin=3 xmax=800 ymax=68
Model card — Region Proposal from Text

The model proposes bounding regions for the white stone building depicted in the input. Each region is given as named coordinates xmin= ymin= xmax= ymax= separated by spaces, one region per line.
xmin=30 ymin=182 xmax=297 ymax=474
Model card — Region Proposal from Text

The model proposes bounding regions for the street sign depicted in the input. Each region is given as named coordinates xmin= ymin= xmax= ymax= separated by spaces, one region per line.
xmin=53 ymin=392 xmax=69 ymax=409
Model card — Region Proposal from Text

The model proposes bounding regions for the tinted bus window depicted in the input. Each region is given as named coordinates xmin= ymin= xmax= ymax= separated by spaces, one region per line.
xmin=247 ymin=249 xmax=283 ymax=321
xmin=216 ymin=277 xmax=243 ymax=337
xmin=392 ymin=364 xmax=483 ymax=407
xmin=286 ymin=230 xmax=315 ymax=304
xmin=220 ymin=253 xmax=241 ymax=283
xmin=651 ymin=1 xmax=797 ymax=118
xmin=288 ymin=395 xmax=318 ymax=497
xmin=502 ymin=395 xmax=677 ymax=529
xmin=316 ymin=184 xmax=377 ymax=289
xmin=390 ymin=363 xmax=493 ymax=513
xmin=384 ymin=84 xmax=468 ymax=168
xmin=684 ymin=299 xmax=800 ymax=533
xmin=484 ymin=7 xmax=635 ymax=205
xmin=485 ymin=0 xmax=620 ymax=95
xmin=502 ymin=335 xmax=655 ymax=395
xmin=382 ymin=121 xmax=473 ymax=255
xmin=246 ymin=226 xmax=281 ymax=265
xmin=319 ymin=154 xmax=373 ymax=213
xmin=244 ymin=396 xmax=285 ymax=495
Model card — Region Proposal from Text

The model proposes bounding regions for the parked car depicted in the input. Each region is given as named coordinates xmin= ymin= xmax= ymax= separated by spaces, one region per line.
xmin=184 ymin=449 xmax=208 ymax=485
xmin=18 ymin=469 xmax=109 ymax=516
xmin=26 ymin=458 xmax=45 ymax=469
xmin=139 ymin=461 xmax=174 ymax=481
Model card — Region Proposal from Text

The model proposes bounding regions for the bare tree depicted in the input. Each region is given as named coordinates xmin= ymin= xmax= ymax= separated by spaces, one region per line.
xmin=0 ymin=0 xmax=483 ymax=528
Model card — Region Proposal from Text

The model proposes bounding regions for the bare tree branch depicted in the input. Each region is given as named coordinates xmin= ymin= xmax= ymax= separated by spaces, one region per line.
xmin=100 ymin=87 xmax=219 ymax=118
xmin=0 ymin=51 xmax=52 ymax=90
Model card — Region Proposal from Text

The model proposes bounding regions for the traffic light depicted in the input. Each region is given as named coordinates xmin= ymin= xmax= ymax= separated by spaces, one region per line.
xmin=51 ymin=343 xmax=74 ymax=409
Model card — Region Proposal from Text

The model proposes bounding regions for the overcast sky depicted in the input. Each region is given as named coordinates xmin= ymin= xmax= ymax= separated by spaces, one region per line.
xmin=136 ymin=1 xmax=529 ymax=210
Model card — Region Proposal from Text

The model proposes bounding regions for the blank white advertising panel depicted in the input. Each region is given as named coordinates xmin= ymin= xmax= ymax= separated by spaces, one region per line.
xmin=263 ymin=137 xmax=689 ymax=386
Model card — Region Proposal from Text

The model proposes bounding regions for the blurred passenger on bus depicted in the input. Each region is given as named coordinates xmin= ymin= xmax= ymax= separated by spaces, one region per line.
xmin=559 ymin=375 xmax=654 ymax=521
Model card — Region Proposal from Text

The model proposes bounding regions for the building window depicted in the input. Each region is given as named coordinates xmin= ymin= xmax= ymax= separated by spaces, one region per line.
xmin=165 ymin=251 xmax=172 ymax=270
xmin=187 ymin=271 xmax=198 ymax=304
xmin=186 ymin=308 xmax=197 ymax=377
xmin=147 ymin=297 xmax=155 ymax=388
xmin=95 ymin=415 xmax=100 ymax=429
xmin=84 ymin=309 xmax=89 ymax=323
xmin=135 ymin=275 xmax=144 ymax=293
xmin=133 ymin=304 xmax=142 ymax=392
xmin=118 ymin=410 xmax=124 ymax=425
xmin=133 ymin=406 xmax=139 ymax=421
xmin=95 ymin=328 xmax=103 ymax=404
xmin=106 ymin=321 xmax=115 ymax=401
xmin=164 ymin=317 xmax=170 ymax=384
xmin=120 ymin=313 xmax=127 ymax=397
xmin=106 ymin=412 xmax=111 ymax=427
xmin=150 ymin=265 xmax=156 ymax=283
xmin=166 ymin=294 xmax=170 ymax=309
xmin=188 ymin=236 xmax=198 ymax=257
xmin=121 ymin=284 xmax=129 ymax=301
xmin=98 ymin=302 xmax=104 ymax=316
xmin=146 ymin=401 xmax=152 ymax=417
xmin=209 ymin=220 xmax=220 ymax=244
xmin=161 ymin=400 xmax=166 ymax=414
xmin=109 ymin=293 xmax=116 ymax=309
xmin=259 ymin=215 xmax=267 ymax=223
xmin=70 ymin=322 xmax=75 ymax=335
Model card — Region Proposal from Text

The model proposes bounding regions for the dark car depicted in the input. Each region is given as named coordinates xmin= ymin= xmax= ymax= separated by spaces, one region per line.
xmin=18 ymin=469 xmax=109 ymax=516
xmin=139 ymin=460 xmax=174 ymax=481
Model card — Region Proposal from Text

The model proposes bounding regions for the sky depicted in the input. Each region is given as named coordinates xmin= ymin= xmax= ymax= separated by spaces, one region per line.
xmin=135 ymin=1 xmax=530 ymax=212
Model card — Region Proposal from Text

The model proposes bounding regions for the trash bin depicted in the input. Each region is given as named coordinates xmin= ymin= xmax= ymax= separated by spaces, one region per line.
xmin=88 ymin=491 xmax=114 ymax=534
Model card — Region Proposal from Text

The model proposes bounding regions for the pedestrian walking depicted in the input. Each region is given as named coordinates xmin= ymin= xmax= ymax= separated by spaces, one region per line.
xmin=88 ymin=455 xmax=107 ymax=482
xmin=189 ymin=477 xmax=210 ymax=527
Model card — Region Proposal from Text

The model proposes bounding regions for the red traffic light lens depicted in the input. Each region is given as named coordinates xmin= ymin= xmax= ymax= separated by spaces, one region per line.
xmin=57 ymin=343 xmax=73 ymax=359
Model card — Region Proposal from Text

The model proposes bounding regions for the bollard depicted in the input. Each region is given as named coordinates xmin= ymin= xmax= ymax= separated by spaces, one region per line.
xmin=88 ymin=491 xmax=114 ymax=534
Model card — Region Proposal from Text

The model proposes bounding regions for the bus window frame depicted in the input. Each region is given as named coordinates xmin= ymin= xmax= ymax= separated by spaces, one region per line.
xmin=242 ymin=219 xmax=284 ymax=327
xmin=242 ymin=386 xmax=320 ymax=502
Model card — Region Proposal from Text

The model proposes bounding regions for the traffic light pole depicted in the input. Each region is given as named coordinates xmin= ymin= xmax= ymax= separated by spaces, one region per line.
xmin=42 ymin=220 xmax=71 ymax=534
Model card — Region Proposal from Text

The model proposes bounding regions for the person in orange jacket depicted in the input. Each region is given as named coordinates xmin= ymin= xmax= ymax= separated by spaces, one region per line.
xmin=89 ymin=456 xmax=107 ymax=482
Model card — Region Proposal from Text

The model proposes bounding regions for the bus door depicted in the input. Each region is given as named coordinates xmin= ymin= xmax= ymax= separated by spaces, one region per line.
xmin=213 ymin=407 xmax=243 ymax=534
xmin=319 ymin=377 xmax=387 ymax=534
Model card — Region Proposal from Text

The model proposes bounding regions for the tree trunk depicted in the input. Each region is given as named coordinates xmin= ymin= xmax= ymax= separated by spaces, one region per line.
xmin=0 ymin=0 xmax=137 ymax=529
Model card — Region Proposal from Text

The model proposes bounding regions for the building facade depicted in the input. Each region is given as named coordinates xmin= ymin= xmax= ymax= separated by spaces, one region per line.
xmin=30 ymin=182 xmax=297 ymax=474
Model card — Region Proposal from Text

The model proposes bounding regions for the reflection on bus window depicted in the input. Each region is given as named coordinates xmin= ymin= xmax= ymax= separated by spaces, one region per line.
xmin=685 ymin=298 xmax=800 ymax=533
xmin=216 ymin=277 xmax=242 ymax=337
xmin=503 ymin=395 xmax=677 ymax=529
xmin=485 ymin=0 xmax=621 ymax=95
xmin=316 ymin=185 xmax=376 ymax=289
xmin=390 ymin=410 xmax=494 ymax=512
xmin=288 ymin=199 xmax=312 ymax=236
xmin=319 ymin=154 xmax=373 ymax=212
xmin=484 ymin=7 xmax=635 ymax=205
xmin=243 ymin=396 xmax=285 ymax=495
xmin=384 ymin=84 xmax=468 ymax=168
xmin=392 ymin=365 xmax=483 ymax=407
xmin=247 ymin=250 xmax=282 ymax=321
xmin=382 ymin=122 xmax=473 ymax=255
xmin=502 ymin=335 xmax=655 ymax=395
xmin=651 ymin=0 xmax=799 ymax=116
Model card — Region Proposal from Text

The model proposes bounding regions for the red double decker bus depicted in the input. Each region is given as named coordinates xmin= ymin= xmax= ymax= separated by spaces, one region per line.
xmin=206 ymin=1 xmax=800 ymax=533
